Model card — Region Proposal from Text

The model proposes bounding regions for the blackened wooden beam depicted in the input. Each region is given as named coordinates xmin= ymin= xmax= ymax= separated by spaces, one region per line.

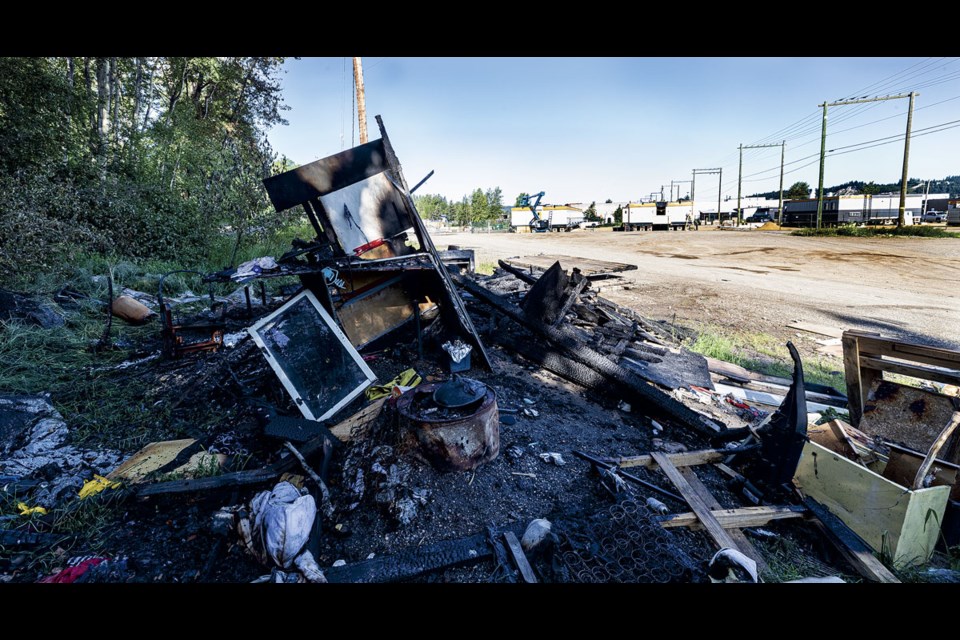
xmin=454 ymin=273 xmax=724 ymax=437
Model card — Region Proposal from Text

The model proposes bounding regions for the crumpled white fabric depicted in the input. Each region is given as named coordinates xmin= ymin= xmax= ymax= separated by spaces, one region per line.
xmin=251 ymin=481 xmax=317 ymax=570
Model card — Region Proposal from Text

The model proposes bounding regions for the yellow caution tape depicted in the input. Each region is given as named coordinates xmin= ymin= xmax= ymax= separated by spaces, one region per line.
xmin=78 ymin=474 xmax=121 ymax=500
xmin=365 ymin=368 xmax=422 ymax=400
xmin=17 ymin=502 xmax=48 ymax=516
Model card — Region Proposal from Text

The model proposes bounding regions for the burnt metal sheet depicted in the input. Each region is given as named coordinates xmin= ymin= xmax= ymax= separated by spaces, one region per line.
xmin=262 ymin=140 xmax=389 ymax=212
xmin=248 ymin=290 xmax=376 ymax=422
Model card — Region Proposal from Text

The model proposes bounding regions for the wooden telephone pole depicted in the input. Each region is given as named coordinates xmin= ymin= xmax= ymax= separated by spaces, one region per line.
xmin=353 ymin=57 xmax=368 ymax=144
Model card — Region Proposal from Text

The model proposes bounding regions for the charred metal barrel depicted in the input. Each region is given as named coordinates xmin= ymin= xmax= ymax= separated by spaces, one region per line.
xmin=396 ymin=382 xmax=499 ymax=472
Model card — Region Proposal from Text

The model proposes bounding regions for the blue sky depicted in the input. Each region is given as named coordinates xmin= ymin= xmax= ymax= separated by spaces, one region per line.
xmin=267 ymin=58 xmax=960 ymax=205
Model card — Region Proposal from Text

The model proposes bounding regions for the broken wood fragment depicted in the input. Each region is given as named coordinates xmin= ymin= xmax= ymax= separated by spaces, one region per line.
xmin=650 ymin=452 xmax=741 ymax=553
xmin=503 ymin=531 xmax=538 ymax=583
xmin=802 ymin=497 xmax=900 ymax=583
xmin=656 ymin=505 xmax=807 ymax=530
xmin=454 ymin=273 xmax=724 ymax=437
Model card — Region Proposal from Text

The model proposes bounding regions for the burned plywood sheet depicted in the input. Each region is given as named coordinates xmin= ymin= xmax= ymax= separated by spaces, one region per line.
xmin=620 ymin=346 xmax=712 ymax=391
xmin=859 ymin=380 xmax=960 ymax=463
xmin=503 ymin=254 xmax=637 ymax=278
xmin=248 ymin=290 xmax=376 ymax=422
xmin=336 ymin=275 xmax=415 ymax=349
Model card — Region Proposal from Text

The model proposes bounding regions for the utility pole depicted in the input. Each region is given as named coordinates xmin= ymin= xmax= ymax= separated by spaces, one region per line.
xmin=898 ymin=92 xmax=917 ymax=227
xmin=692 ymin=168 xmax=722 ymax=225
xmin=778 ymin=140 xmax=786 ymax=227
xmin=353 ymin=57 xmax=368 ymax=144
xmin=816 ymin=92 xmax=915 ymax=230
xmin=671 ymin=179 xmax=691 ymax=202
xmin=738 ymin=142 xmax=784 ymax=226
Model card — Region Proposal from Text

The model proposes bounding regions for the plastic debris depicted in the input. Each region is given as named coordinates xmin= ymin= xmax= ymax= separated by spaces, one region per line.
xmin=232 ymin=256 xmax=278 ymax=281
xmin=442 ymin=340 xmax=472 ymax=364
xmin=17 ymin=502 xmax=48 ymax=516
xmin=521 ymin=519 xmax=552 ymax=551
xmin=523 ymin=408 xmax=539 ymax=418
xmin=646 ymin=497 xmax=669 ymax=514
xmin=78 ymin=474 xmax=121 ymax=500
xmin=40 ymin=557 xmax=108 ymax=583
xmin=708 ymin=548 xmax=759 ymax=583
xmin=539 ymin=452 xmax=566 ymax=466
xmin=242 ymin=481 xmax=325 ymax=581
xmin=366 ymin=368 xmax=422 ymax=401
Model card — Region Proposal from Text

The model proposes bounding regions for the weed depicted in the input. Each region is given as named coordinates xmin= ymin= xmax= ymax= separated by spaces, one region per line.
xmin=476 ymin=261 xmax=497 ymax=276
xmin=792 ymin=225 xmax=959 ymax=239
xmin=684 ymin=324 xmax=844 ymax=390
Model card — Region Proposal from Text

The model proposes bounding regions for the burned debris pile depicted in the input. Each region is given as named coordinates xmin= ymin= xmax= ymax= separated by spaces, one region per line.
xmin=3 ymin=118 xmax=960 ymax=584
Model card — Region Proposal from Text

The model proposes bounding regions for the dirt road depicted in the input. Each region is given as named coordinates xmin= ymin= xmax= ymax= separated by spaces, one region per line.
xmin=437 ymin=227 xmax=960 ymax=351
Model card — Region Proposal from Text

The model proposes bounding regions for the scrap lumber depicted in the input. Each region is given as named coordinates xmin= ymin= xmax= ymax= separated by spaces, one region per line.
xmin=650 ymin=452 xmax=741 ymax=552
xmin=802 ymin=497 xmax=900 ymax=583
xmin=657 ymin=505 xmax=807 ymax=530
xmin=454 ymin=273 xmax=724 ymax=438
xmin=912 ymin=411 xmax=960 ymax=490
xmin=503 ymin=531 xmax=538 ymax=583
xmin=137 ymin=432 xmax=330 ymax=497
xmin=497 ymin=259 xmax=538 ymax=285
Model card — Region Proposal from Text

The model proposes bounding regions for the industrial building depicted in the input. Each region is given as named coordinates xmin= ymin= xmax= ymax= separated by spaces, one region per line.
xmin=782 ymin=193 xmax=932 ymax=226
xmin=510 ymin=204 xmax=584 ymax=232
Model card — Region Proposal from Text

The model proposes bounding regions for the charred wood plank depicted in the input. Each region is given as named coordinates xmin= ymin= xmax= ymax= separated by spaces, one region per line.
xmin=453 ymin=273 xmax=723 ymax=437
xmin=521 ymin=261 xmax=569 ymax=326
xmin=324 ymin=521 xmax=525 ymax=583
xmin=803 ymin=497 xmax=900 ymax=583
xmin=497 ymin=260 xmax=538 ymax=285
xmin=137 ymin=433 xmax=330 ymax=498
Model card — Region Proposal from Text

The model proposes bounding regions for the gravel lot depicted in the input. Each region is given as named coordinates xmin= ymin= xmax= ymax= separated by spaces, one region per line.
xmin=437 ymin=227 xmax=960 ymax=354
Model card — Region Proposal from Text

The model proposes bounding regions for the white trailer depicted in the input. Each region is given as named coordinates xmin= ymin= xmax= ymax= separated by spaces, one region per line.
xmin=621 ymin=201 xmax=693 ymax=231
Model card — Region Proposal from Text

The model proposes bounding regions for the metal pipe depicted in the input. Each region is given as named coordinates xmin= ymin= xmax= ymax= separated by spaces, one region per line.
xmin=571 ymin=450 xmax=684 ymax=503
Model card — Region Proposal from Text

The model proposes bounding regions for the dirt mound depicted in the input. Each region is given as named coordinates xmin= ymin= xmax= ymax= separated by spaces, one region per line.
xmin=757 ymin=222 xmax=782 ymax=231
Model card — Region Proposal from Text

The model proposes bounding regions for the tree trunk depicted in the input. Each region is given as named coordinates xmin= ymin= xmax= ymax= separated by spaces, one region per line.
xmin=95 ymin=57 xmax=109 ymax=158
xmin=109 ymin=57 xmax=120 ymax=148
xmin=141 ymin=57 xmax=155 ymax=133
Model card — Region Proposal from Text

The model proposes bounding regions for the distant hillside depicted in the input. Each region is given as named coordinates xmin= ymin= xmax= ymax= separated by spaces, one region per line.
xmin=751 ymin=176 xmax=959 ymax=199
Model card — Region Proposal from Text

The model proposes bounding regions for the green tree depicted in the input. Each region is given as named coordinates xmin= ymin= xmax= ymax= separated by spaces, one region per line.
xmin=470 ymin=188 xmax=489 ymax=223
xmin=515 ymin=192 xmax=529 ymax=207
xmin=613 ymin=205 xmax=623 ymax=224
xmin=485 ymin=187 xmax=504 ymax=221
xmin=863 ymin=181 xmax=881 ymax=195
xmin=583 ymin=201 xmax=599 ymax=222
xmin=787 ymin=181 xmax=811 ymax=199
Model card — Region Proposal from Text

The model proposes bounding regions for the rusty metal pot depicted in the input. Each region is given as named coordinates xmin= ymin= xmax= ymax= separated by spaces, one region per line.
xmin=396 ymin=382 xmax=499 ymax=472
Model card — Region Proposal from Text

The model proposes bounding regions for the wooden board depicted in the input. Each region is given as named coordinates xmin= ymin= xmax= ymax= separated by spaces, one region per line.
xmin=502 ymin=254 xmax=637 ymax=277
xmin=882 ymin=444 xmax=959 ymax=500
xmin=787 ymin=322 xmax=845 ymax=339
xmin=658 ymin=505 xmax=807 ymax=529
xmin=651 ymin=452 xmax=740 ymax=552
xmin=336 ymin=279 xmax=415 ymax=349
xmin=794 ymin=440 xmax=950 ymax=568
xmin=107 ymin=439 xmax=198 ymax=482
xmin=503 ymin=531 xmax=538 ymax=584
xmin=329 ymin=398 xmax=386 ymax=442
xmin=802 ymin=497 xmax=900 ymax=583
xmin=676 ymin=463 xmax=768 ymax=575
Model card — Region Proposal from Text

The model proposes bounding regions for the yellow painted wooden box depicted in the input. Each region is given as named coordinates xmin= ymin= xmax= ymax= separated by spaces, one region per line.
xmin=794 ymin=440 xmax=950 ymax=569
